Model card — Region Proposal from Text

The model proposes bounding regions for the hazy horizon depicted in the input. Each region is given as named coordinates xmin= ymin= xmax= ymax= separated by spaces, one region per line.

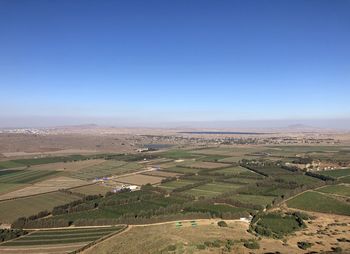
xmin=1 ymin=116 xmax=350 ymax=130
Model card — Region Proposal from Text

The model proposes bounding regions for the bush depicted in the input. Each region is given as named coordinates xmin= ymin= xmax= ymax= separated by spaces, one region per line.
xmin=217 ymin=220 xmax=228 ymax=227
xmin=244 ymin=239 xmax=260 ymax=249
xmin=297 ymin=241 xmax=313 ymax=250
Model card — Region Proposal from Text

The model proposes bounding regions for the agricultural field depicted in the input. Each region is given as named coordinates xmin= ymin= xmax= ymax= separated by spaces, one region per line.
xmin=28 ymin=159 xmax=105 ymax=172
xmin=70 ymin=184 xmax=111 ymax=195
xmin=0 ymin=161 xmax=25 ymax=170
xmin=158 ymin=179 xmax=199 ymax=190
xmin=0 ymin=183 xmax=28 ymax=196
xmin=71 ymin=160 xmax=143 ymax=180
xmin=0 ymin=169 xmax=59 ymax=185
xmin=229 ymin=194 xmax=275 ymax=207
xmin=141 ymin=170 xmax=180 ymax=178
xmin=0 ymin=226 xmax=125 ymax=253
xmin=160 ymin=150 xmax=201 ymax=160
xmin=161 ymin=166 xmax=201 ymax=174
xmin=317 ymin=184 xmax=350 ymax=197
xmin=185 ymin=182 xmax=244 ymax=198
xmin=0 ymin=176 xmax=89 ymax=200
xmin=207 ymin=166 xmax=251 ymax=176
xmin=114 ymin=174 xmax=164 ymax=185
xmin=0 ymin=191 xmax=81 ymax=224
xmin=340 ymin=175 xmax=350 ymax=184
xmin=318 ymin=168 xmax=350 ymax=178
xmin=287 ymin=191 xmax=350 ymax=216
xmin=180 ymin=161 xmax=231 ymax=169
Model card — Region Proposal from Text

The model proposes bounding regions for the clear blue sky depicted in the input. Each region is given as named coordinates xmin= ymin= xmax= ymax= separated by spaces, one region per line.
xmin=0 ymin=0 xmax=349 ymax=127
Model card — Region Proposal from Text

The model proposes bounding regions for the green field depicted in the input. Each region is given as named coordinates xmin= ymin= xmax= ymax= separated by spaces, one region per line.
xmin=0 ymin=161 xmax=24 ymax=170
xmin=287 ymin=191 xmax=350 ymax=216
xmin=339 ymin=175 xmax=350 ymax=184
xmin=161 ymin=167 xmax=201 ymax=174
xmin=184 ymin=203 xmax=248 ymax=216
xmin=0 ymin=183 xmax=28 ymax=195
xmin=0 ymin=169 xmax=59 ymax=184
xmin=161 ymin=150 xmax=200 ymax=159
xmin=0 ymin=192 xmax=81 ymax=223
xmin=317 ymin=185 xmax=350 ymax=197
xmin=159 ymin=179 xmax=199 ymax=190
xmin=208 ymin=166 xmax=250 ymax=176
xmin=230 ymin=194 xmax=275 ymax=206
xmin=0 ymin=226 xmax=124 ymax=246
xmin=70 ymin=184 xmax=111 ymax=195
xmin=185 ymin=182 xmax=244 ymax=197
xmin=71 ymin=160 xmax=142 ymax=180
xmin=318 ymin=168 xmax=350 ymax=178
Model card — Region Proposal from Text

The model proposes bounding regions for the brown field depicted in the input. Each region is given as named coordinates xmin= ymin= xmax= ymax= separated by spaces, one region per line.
xmin=115 ymin=174 xmax=164 ymax=185
xmin=28 ymin=159 xmax=105 ymax=171
xmin=0 ymin=177 xmax=89 ymax=200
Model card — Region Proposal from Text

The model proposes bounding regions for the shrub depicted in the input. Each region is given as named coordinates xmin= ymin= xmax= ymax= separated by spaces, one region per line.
xmin=244 ymin=239 xmax=260 ymax=249
xmin=297 ymin=241 xmax=313 ymax=250
xmin=217 ymin=220 xmax=228 ymax=227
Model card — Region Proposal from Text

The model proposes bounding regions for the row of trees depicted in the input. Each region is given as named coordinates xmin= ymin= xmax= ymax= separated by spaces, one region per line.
xmin=0 ymin=229 xmax=27 ymax=242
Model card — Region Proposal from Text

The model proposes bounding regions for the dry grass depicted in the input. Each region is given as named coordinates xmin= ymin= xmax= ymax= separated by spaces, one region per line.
xmin=83 ymin=220 xmax=251 ymax=254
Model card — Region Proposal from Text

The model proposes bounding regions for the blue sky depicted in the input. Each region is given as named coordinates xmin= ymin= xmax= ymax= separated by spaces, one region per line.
xmin=0 ymin=0 xmax=349 ymax=127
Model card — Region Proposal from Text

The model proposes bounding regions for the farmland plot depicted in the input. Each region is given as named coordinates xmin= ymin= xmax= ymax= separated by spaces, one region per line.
xmin=0 ymin=176 xmax=89 ymax=200
xmin=71 ymin=160 xmax=142 ymax=180
xmin=0 ymin=192 xmax=81 ymax=223
xmin=287 ymin=191 xmax=350 ymax=216
xmin=0 ymin=226 xmax=125 ymax=254
xmin=115 ymin=174 xmax=164 ymax=185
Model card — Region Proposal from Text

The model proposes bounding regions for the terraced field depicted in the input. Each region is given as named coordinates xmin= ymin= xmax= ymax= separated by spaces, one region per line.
xmin=0 ymin=192 xmax=81 ymax=223
xmin=0 ymin=226 xmax=125 ymax=253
